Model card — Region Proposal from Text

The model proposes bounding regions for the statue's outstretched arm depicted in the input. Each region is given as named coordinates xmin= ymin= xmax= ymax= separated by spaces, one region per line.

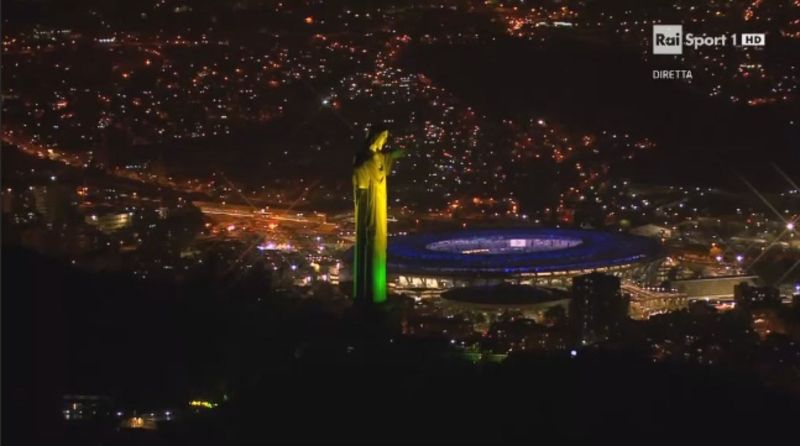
xmin=388 ymin=148 xmax=406 ymax=160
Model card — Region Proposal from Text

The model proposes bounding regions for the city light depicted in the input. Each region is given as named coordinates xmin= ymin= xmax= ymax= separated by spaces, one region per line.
xmin=189 ymin=400 xmax=217 ymax=409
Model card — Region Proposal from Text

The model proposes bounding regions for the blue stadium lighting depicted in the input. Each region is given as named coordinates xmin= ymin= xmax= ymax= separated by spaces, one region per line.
xmin=387 ymin=228 xmax=663 ymax=276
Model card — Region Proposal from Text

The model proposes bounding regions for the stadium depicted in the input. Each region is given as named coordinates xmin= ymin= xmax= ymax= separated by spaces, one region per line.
xmin=385 ymin=228 xmax=665 ymax=296
xmin=439 ymin=284 xmax=571 ymax=327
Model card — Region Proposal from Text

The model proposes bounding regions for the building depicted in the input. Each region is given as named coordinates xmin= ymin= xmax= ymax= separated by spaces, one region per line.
xmin=570 ymin=273 xmax=628 ymax=344
xmin=2 ymin=189 xmax=14 ymax=214
xmin=486 ymin=318 xmax=570 ymax=351
xmin=670 ymin=275 xmax=758 ymax=300
xmin=62 ymin=394 xmax=113 ymax=421
xmin=734 ymin=283 xmax=781 ymax=308
xmin=85 ymin=210 xmax=133 ymax=233
xmin=622 ymin=282 xmax=689 ymax=320
xmin=630 ymin=224 xmax=673 ymax=239
xmin=439 ymin=284 xmax=570 ymax=332
xmin=32 ymin=185 xmax=71 ymax=223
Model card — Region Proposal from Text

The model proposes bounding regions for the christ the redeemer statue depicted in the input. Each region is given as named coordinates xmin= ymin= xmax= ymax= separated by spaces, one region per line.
xmin=352 ymin=129 xmax=404 ymax=304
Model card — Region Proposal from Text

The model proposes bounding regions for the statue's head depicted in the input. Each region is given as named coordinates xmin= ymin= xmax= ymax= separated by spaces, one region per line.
xmin=368 ymin=129 xmax=389 ymax=153
xmin=355 ymin=127 xmax=389 ymax=167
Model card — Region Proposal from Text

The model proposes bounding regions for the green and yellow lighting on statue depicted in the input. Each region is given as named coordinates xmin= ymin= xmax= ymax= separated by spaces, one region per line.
xmin=352 ymin=129 xmax=404 ymax=304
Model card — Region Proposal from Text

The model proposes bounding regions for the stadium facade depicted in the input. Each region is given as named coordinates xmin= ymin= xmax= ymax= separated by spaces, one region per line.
xmin=377 ymin=228 xmax=665 ymax=296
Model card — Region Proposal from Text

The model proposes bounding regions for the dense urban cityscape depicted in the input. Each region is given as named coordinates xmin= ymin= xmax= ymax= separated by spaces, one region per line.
xmin=3 ymin=0 xmax=800 ymax=443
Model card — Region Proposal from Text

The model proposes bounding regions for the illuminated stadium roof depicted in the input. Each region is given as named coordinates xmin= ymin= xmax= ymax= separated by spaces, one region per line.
xmin=387 ymin=228 xmax=664 ymax=276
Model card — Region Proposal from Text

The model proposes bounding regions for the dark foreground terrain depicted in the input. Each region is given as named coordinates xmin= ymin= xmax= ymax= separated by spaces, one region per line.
xmin=3 ymin=246 xmax=799 ymax=444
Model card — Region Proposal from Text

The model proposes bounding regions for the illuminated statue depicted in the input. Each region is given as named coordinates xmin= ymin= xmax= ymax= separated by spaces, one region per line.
xmin=352 ymin=129 xmax=404 ymax=304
